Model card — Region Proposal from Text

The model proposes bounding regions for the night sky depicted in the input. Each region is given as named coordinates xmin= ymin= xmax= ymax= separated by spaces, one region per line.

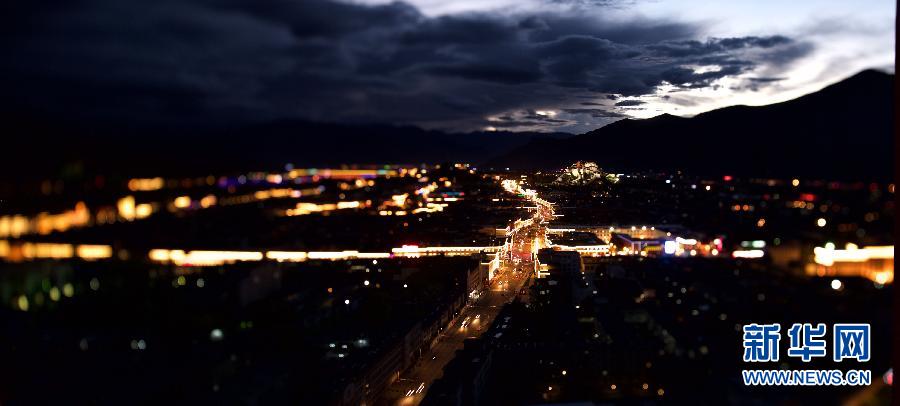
xmin=2 ymin=0 xmax=895 ymax=133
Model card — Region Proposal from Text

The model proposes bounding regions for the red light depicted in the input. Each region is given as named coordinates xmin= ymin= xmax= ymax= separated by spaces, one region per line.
xmin=723 ymin=175 xmax=733 ymax=182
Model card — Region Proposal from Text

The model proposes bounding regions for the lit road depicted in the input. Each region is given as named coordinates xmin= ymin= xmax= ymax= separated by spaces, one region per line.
xmin=382 ymin=179 xmax=553 ymax=406
xmin=384 ymin=264 xmax=529 ymax=406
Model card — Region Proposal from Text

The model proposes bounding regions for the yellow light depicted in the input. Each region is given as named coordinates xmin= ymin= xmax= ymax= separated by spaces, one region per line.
xmin=49 ymin=287 xmax=61 ymax=302
xmin=63 ymin=283 xmax=74 ymax=297
xmin=128 ymin=177 xmax=164 ymax=191
xmin=174 ymin=196 xmax=191 ymax=209
xmin=356 ymin=252 xmax=391 ymax=259
xmin=148 ymin=249 xmax=262 ymax=266
xmin=200 ymin=195 xmax=217 ymax=208
xmin=22 ymin=242 xmax=74 ymax=259
xmin=181 ymin=251 xmax=263 ymax=266
xmin=148 ymin=249 xmax=171 ymax=261
xmin=791 ymin=179 xmax=800 ymax=187
xmin=118 ymin=196 xmax=136 ymax=221
xmin=813 ymin=245 xmax=893 ymax=266
xmin=732 ymin=249 xmax=765 ymax=259
xmin=17 ymin=295 xmax=29 ymax=311
xmin=135 ymin=203 xmax=153 ymax=219
xmin=265 ymin=251 xmax=308 ymax=262
xmin=77 ymin=245 xmax=113 ymax=260
xmin=392 ymin=194 xmax=409 ymax=207
xmin=169 ymin=250 xmax=186 ymax=262
xmin=285 ymin=201 xmax=361 ymax=216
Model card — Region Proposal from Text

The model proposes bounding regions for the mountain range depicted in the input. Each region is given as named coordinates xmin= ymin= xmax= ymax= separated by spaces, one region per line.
xmin=0 ymin=118 xmax=570 ymax=182
xmin=490 ymin=69 xmax=894 ymax=180
xmin=1 ymin=69 xmax=893 ymax=183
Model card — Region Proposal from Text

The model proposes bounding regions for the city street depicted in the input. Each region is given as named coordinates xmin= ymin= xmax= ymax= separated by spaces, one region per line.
xmin=383 ymin=180 xmax=553 ymax=405
xmin=384 ymin=263 xmax=529 ymax=406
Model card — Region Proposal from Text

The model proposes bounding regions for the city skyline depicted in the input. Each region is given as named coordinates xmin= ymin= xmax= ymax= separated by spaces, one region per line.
xmin=0 ymin=2 xmax=894 ymax=405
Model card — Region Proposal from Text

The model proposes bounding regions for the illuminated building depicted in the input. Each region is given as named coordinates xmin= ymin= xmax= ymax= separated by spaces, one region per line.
xmin=808 ymin=244 xmax=893 ymax=284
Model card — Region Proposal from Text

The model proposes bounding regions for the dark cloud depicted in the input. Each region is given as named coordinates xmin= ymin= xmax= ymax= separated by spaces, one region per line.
xmin=426 ymin=63 xmax=543 ymax=84
xmin=561 ymin=108 xmax=626 ymax=118
xmin=549 ymin=0 xmax=638 ymax=8
xmin=0 ymin=0 xmax=813 ymax=131
xmin=614 ymin=99 xmax=645 ymax=106
xmin=646 ymin=36 xmax=792 ymax=58
xmin=748 ymin=77 xmax=785 ymax=82
xmin=659 ymin=64 xmax=744 ymax=87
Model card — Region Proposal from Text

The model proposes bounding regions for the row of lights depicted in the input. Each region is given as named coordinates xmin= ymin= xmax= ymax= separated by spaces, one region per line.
xmin=13 ymin=278 xmax=99 ymax=311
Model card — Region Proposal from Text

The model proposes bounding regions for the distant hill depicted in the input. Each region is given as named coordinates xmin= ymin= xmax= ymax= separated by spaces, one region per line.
xmin=0 ymin=117 xmax=571 ymax=182
xmin=489 ymin=69 xmax=894 ymax=180
xmin=1 ymin=69 xmax=892 ymax=183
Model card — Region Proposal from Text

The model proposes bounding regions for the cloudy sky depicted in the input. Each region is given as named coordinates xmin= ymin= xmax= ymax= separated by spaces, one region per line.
xmin=2 ymin=0 xmax=894 ymax=133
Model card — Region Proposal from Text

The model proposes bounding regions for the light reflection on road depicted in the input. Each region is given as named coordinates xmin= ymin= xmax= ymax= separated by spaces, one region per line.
xmin=386 ymin=178 xmax=553 ymax=406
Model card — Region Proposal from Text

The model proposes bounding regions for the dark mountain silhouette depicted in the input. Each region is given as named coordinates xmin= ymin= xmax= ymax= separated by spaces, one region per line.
xmin=0 ymin=116 xmax=570 ymax=183
xmin=490 ymin=69 xmax=894 ymax=180
xmin=1 ymin=69 xmax=892 ymax=185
